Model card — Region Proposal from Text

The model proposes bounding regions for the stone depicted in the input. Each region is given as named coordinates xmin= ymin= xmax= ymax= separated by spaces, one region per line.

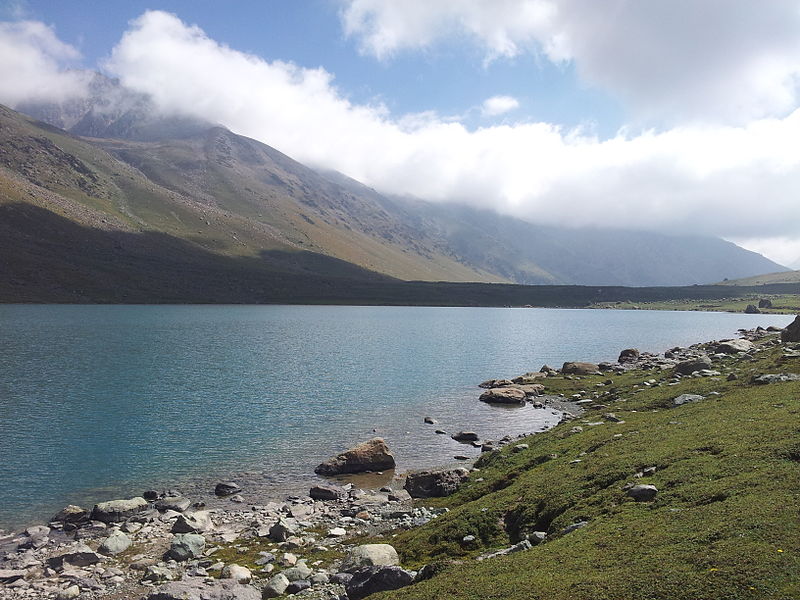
xmin=345 ymin=566 xmax=415 ymax=600
xmin=753 ymin=373 xmax=800 ymax=384
xmin=91 ymin=497 xmax=148 ymax=523
xmin=268 ymin=518 xmax=299 ymax=542
xmin=512 ymin=372 xmax=546 ymax=384
xmin=165 ymin=533 xmax=205 ymax=561
xmin=145 ymin=578 xmax=260 ymax=600
xmin=781 ymin=315 xmax=800 ymax=342
xmin=561 ymin=521 xmax=589 ymax=535
xmin=331 ymin=572 xmax=353 ymax=585
xmin=286 ymin=580 xmax=311 ymax=594
xmin=171 ymin=510 xmax=213 ymax=534
xmin=142 ymin=566 xmax=175 ymax=583
xmin=479 ymin=387 xmax=526 ymax=405
xmin=280 ymin=553 xmax=298 ymax=567
xmin=214 ymin=482 xmax=242 ymax=497
xmin=744 ymin=304 xmax=761 ymax=314
xmin=423 ymin=416 xmax=437 ymax=424
xmin=627 ymin=484 xmax=658 ymax=502
xmin=47 ymin=544 xmax=103 ymax=569
xmin=282 ymin=562 xmax=312 ymax=581
xmin=758 ymin=298 xmax=773 ymax=309
xmin=328 ymin=527 xmax=347 ymax=537
xmin=404 ymin=468 xmax=469 ymax=498
xmin=56 ymin=585 xmax=80 ymax=600
xmin=451 ymin=431 xmax=479 ymax=442
xmin=143 ymin=490 xmax=160 ymax=501
xmin=314 ymin=438 xmax=395 ymax=476
xmin=310 ymin=573 xmax=329 ymax=585
xmin=341 ymin=544 xmax=400 ymax=573
xmin=716 ymin=339 xmax=755 ymax=354
xmin=262 ymin=573 xmax=290 ymax=598
xmin=99 ymin=530 xmax=131 ymax=555
xmin=672 ymin=394 xmax=705 ymax=406
xmin=221 ymin=564 xmax=252 ymax=584
xmin=674 ymin=357 xmax=712 ymax=375
xmin=562 ymin=362 xmax=600 ymax=375
xmin=0 ymin=570 xmax=26 ymax=583
xmin=155 ymin=496 xmax=191 ymax=513
xmin=618 ymin=348 xmax=640 ymax=363
xmin=309 ymin=484 xmax=346 ymax=501
xmin=52 ymin=505 xmax=90 ymax=526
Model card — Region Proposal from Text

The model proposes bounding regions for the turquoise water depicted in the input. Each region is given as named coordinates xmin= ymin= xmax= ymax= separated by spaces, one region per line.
xmin=0 ymin=305 xmax=791 ymax=529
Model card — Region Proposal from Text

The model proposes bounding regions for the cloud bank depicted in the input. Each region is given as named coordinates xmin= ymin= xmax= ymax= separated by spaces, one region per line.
xmin=2 ymin=8 xmax=800 ymax=263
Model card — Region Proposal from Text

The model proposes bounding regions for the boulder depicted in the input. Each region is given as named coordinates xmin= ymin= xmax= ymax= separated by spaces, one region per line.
xmin=262 ymin=573 xmax=290 ymax=598
xmin=672 ymin=394 xmax=705 ymax=406
xmin=214 ymin=482 xmax=241 ymax=497
xmin=221 ymin=564 xmax=252 ymax=584
xmin=91 ymin=497 xmax=148 ymax=523
xmin=281 ymin=562 xmax=312 ymax=581
xmin=781 ymin=315 xmax=800 ymax=342
xmin=674 ymin=357 xmax=712 ymax=375
xmin=56 ymin=586 xmax=80 ymax=600
xmin=99 ymin=531 xmax=131 ymax=555
xmin=165 ymin=533 xmax=205 ymax=561
xmin=155 ymin=496 xmax=191 ymax=513
xmin=314 ymin=438 xmax=395 ymax=476
xmin=512 ymin=372 xmax=546 ymax=384
xmin=0 ymin=570 xmax=26 ymax=584
xmin=341 ymin=544 xmax=400 ymax=573
xmin=345 ymin=566 xmax=415 ymax=600
xmin=143 ymin=565 xmax=175 ymax=583
xmin=145 ymin=578 xmax=260 ymax=600
xmin=618 ymin=348 xmax=640 ymax=363
xmin=753 ymin=373 xmax=800 ymax=384
xmin=479 ymin=387 xmax=526 ymax=405
xmin=716 ymin=339 xmax=754 ymax=354
xmin=286 ymin=580 xmax=311 ymax=594
xmin=309 ymin=483 xmax=346 ymax=501
xmin=404 ymin=468 xmax=469 ymax=498
xmin=268 ymin=518 xmax=299 ymax=542
xmin=171 ymin=510 xmax=213 ymax=534
xmin=626 ymin=484 xmax=658 ymax=502
xmin=52 ymin=505 xmax=90 ymax=526
xmin=562 ymin=362 xmax=601 ymax=375
xmin=758 ymin=298 xmax=773 ymax=309
xmin=47 ymin=544 xmax=103 ymax=569
xmin=744 ymin=304 xmax=761 ymax=314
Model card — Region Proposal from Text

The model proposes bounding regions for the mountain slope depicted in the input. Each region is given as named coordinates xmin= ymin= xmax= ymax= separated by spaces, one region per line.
xmin=717 ymin=270 xmax=800 ymax=286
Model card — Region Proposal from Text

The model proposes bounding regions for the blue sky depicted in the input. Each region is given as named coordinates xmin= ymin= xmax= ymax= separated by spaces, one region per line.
xmin=11 ymin=0 xmax=623 ymax=134
xmin=2 ymin=0 xmax=800 ymax=265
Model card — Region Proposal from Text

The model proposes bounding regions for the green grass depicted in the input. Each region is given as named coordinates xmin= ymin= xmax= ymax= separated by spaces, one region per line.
xmin=592 ymin=295 xmax=800 ymax=314
xmin=379 ymin=339 xmax=800 ymax=600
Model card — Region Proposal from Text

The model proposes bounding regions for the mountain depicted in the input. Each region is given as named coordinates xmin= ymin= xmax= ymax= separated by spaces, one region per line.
xmin=717 ymin=270 xmax=800 ymax=286
xmin=2 ymin=82 xmax=787 ymax=300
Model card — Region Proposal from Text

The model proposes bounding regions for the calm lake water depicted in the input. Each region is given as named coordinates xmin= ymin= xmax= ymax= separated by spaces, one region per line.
xmin=0 ymin=305 xmax=792 ymax=529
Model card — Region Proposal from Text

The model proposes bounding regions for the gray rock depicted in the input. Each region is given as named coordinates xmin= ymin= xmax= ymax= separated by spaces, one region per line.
xmin=672 ymin=393 xmax=704 ymax=406
xmin=145 ymin=578 xmax=260 ymax=600
xmin=165 ymin=533 xmax=205 ymax=561
xmin=562 ymin=362 xmax=601 ymax=375
xmin=716 ymin=339 xmax=755 ymax=354
xmin=0 ymin=570 xmax=26 ymax=583
xmin=99 ymin=530 xmax=131 ymax=555
xmin=171 ymin=510 xmax=213 ymax=534
xmin=286 ymin=580 xmax=311 ymax=594
xmin=346 ymin=566 xmax=414 ymax=600
xmin=214 ymin=482 xmax=242 ymax=497
xmin=47 ymin=544 xmax=103 ymax=569
xmin=56 ymin=585 xmax=80 ymax=600
xmin=618 ymin=348 xmax=640 ymax=363
xmin=753 ymin=373 xmax=800 ymax=384
xmin=262 ymin=573 xmax=290 ymax=598
xmin=282 ymin=562 xmax=312 ymax=581
xmin=309 ymin=484 xmax=346 ymax=501
xmin=561 ymin=521 xmax=588 ymax=535
xmin=142 ymin=565 xmax=174 ymax=583
xmin=331 ymin=572 xmax=353 ymax=585
xmin=310 ymin=573 xmax=329 ymax=585
xmin=674 ymin=357 xmax=713 ymax=375
xmin=91 ymin=497 xmax=148 ymax=523
xmin=268 ymin=518 xmax=299 ymax=542
xmin=451 ymin=431 xmax=479 ymax=442
xmin=781 ymin=315 xmax=800 ymax=342
xmin=627 ymin=484 xmax=659 ymax=502
xmin=155 ymin=496 xmax=191 ymax=513
xmin=404 ymin=468 xmax=469 ymax=498
xmin=52 ymin=505 xmax=91 ymax=526
xmin=221 ymin=564 xmax=252 ymax=583
xmin=341 ymin=544 xmax=400 ymax=573
xmin=314 ymin=438 xmax=396 ymax=476
xmin=744 ymin=304 xmax=761 ymax=314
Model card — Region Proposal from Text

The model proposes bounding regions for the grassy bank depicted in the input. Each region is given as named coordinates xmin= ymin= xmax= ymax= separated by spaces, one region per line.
xmin=591 ymin=294 xmax=800 ymax=314
xmin=381 ymin=335 xmax=800 ymax=599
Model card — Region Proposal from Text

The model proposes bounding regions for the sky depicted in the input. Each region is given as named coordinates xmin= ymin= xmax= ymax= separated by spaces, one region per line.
xmin=1 ymin=0 xmax=800 ymax=266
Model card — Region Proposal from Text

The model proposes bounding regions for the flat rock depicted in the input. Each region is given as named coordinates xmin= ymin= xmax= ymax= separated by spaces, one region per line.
xmin=171 ymin=510 xmax=213 ymax=534
xmin=155 ymin=496 xmax=191 ymax=513
xmin=47 ymin=544 xmax=103 ymax=569
xmin=52 ymin=505 xmax=90 ymax=526
xmin=314 ymin=438 xmax=395 ymax=476
xmin=91 ymin=497 xmax=148 ymax=523
xmin=672 ymin=394 xmax=704 ymax=406
xmin=0 ymin=570 xmax=26 ymax=583
xmin=674 ymin=357 xmax=712 ymax=375
xmin=754 ymin=373 xmax=800 ymax=384
xmin=479 ymin=387 xmax=526 ymax=405
xmin=309 ymin=483 xmax=346 ymax=501
xmin=99 ymin=530 xmax=131 ymax=555
xmin=562 ymin=362 xmax=601 ymax=375
xmin=715 ymin=339 xmax=754 ymax=354
xmin=341 ymin=544 xmax=400 ymax=573
xmin=146 ymin=578 xmax=260 ymax=600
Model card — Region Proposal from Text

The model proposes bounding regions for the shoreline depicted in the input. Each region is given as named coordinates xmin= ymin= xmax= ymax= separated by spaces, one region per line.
xmin=0 ymin=320 xmax=793 ymax=600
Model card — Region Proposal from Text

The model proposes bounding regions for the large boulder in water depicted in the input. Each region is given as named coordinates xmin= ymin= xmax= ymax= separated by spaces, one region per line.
xmin=562 ymin=362 xmax=601 ymax=375
xmin=781 ymin=315 xmax=800 ymax=342
xmin=404 ymin=468 xmax=469 ymax=498
xmin=314 ymin=438 xmax=395 ymax=476
xmin=479 ymin=387 xmax=526 ymax=405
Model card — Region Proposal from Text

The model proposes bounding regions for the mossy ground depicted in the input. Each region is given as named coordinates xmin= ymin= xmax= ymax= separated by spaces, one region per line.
xmin=378 ymin=338 xmax=800 ymax=600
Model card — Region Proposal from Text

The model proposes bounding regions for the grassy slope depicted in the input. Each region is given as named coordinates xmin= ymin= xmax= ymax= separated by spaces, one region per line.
xmin=592 ymin=295 xmax=800 ymax=314
xmin=383 ymin=337 xmax=800 ymax=600
xmin=718 ymin=272 xmax=800 ymax=286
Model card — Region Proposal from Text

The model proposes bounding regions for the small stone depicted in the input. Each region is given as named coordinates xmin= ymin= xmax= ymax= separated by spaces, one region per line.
xmin=262 ymin=573 xmax=290 ymax=598
xmin=56 ymin=585 xmax=80 ymax=600
xmin=221 ymin=563 xmax=252 ymax=583
xmin=99 ymin=531 xmax=131 ymax=555
xmin=328 ymin=527 xmax=347 ymax=537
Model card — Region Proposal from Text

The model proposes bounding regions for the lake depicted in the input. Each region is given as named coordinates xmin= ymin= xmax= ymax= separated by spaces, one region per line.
xmin=0 ymin=305 xmax=792 ymax=530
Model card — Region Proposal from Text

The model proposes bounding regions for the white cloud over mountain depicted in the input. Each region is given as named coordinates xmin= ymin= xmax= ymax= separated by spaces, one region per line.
xmin=1 ymin=7 xmax=800 ymax=263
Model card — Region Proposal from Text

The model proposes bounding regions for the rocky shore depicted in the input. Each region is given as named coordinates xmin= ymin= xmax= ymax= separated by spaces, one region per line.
xmin=1 ymin=317 xmax=797 ymax=600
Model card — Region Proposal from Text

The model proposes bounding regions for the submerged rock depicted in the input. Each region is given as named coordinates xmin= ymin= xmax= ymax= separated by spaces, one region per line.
xmin=314 ymin=438 xmax=396 ymax=475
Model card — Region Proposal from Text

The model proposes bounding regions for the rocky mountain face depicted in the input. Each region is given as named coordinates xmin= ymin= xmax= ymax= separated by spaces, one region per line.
xmin=1 ymin=79 xmax=788 ymax=300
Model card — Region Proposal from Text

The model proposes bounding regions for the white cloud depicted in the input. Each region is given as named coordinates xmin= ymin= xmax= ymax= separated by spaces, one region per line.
xmin=340 ymin=0 xmax=800 ymax=124
xmin=482 ymin=95 xmax=519 ymax=116
xmin=731 ymin=237 xmax=800 ymax=268
xmin=100 ymin=11 xmax=800 ymax=253
xmin=0 ymin=20 xmax=90 ymax=106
